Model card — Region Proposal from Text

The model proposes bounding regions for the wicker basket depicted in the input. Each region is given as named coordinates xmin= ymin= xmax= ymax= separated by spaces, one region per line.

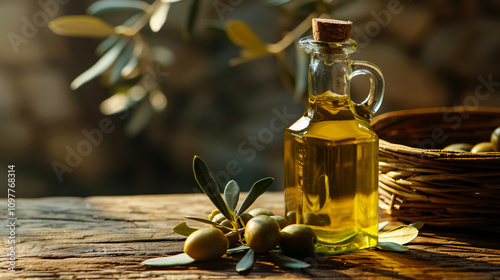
xmin=371 ymin=107 xmax=500 ymax=227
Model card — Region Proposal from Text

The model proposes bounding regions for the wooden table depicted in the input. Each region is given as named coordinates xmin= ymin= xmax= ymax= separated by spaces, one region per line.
xmin=1 ymin=192 xmax=499 ymax=279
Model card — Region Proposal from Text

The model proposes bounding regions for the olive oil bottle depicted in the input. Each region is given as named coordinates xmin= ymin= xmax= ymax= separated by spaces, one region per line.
xmin=284 ymin=19 xmax=385 ymax=254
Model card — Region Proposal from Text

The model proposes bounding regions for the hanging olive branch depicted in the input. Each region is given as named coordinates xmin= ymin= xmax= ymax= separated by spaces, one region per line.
xmin=224 ymin=0 xmax=359 ymax=101
xmin=48 ymin=0 xmax=353 ymax=134
xmin=48 ymin=0 xmax=200 ymax=136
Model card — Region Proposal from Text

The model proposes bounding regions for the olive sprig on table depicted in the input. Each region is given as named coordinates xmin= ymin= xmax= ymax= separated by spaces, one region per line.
xmin=141 ymin=156 xmax=424 ymax=272
xmin=141 ymin=156 xmax=317 ymax=271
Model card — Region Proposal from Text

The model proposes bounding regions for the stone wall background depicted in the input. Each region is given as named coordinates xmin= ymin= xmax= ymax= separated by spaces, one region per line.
xmin=1 ymin=0 xmax=499 ymax=197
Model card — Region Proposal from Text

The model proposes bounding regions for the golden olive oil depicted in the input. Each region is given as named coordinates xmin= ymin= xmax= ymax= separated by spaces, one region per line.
xmin=284 ymin=91 xmax=379 ymax=254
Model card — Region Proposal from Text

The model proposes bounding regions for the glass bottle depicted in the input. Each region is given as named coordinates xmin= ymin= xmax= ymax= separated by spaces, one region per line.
xmin=284 ymin=34 xmax=384 ymax=254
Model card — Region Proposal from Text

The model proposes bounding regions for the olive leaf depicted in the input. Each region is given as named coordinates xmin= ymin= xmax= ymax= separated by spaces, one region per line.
xmin=269 ymin=251 xmax=310 ymax=269
xmin=124 ymin=98 xmax=153 ymax=136
xmin=150 ymin=1 xmax=170 ymax=32
xmin=236 ymin=177 xmax=274 ymax=216
xmin=110 ymin=41 xmax=136 ymax=84
xmin=224 ymin=180 xmax=240 ymax=212
xmin=122 ymin=40 xmax=143 ymax=77
xmin=225 ymin=20 xmax=266 ymax=50
xmin=96 ymin=35 xmax=119 ymax=56
xmin=409 ymin=221 xmax=425 ymax=231
xmin=378 ymin=221 xmax=390 ymax=232
xmin=225 ymin=20 xmax=271 ymax=65
xmin=49 ymin=15 xmax=116 ymax=38
xmin=378 ymin=225 xmax=419 ymax=245
xmin=192 ymin=156 xmax=234 ymax=221
xmin=71 ymin=38 xmax=128 ymax=90
xmin=184 ymin=216 xmax=233 ymax=231
xmin=87 ymin=0 xmax=149 ymax=15
xmin=227 ymin=245 xmax=250 ymax=255
xmin=100 ymin=92 xmax=129 ymax=115
xmin=122 ymin=13 xmax=144 ymax=28
xmin=236 ymin=249 xmax=255 ymax=273
xmin=141 ymin=253 xmax=195 ymax=267
xmin=172 ymin=222 xmax=198 ymax=237
xmin=375 ymin=242 xmax=409 ymax=252
xmin=121 ymin=53 xmax=140 ymax=77
xmin=184 ymin=0 xmax=200 ymax=40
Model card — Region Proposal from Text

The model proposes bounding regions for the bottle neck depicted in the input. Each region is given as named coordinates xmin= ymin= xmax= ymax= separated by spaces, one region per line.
xmin=298 ymin=36 xmax=358 ymax=121
xmin=308 ymin=52 xmax=351 ymax=98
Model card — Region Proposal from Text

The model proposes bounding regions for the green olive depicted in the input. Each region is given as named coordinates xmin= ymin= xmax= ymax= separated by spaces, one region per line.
xmin=471 ymin=142 xmax=494 ymax=153
xmin=244 ymin=215 xmax=281 ymax=253
xmin=286 ymin=210 xmax=297 ymax=224
xmin=304 ymin=212 xmax=327 ymax=226
xmin=184 ymin=228 xmax=229 ymax=261
xmin=280 ymin=224 xmax=317 ymax=256
xmin=249 ymin=208 xmax=274 ymax=217
xmin=443 ymin=143 xmax=473 ymax=152
xmin=208 ymin=209 xmax=221 ymax=221
xmin=491 ymin=127 xmax=500 ymax=152
xmin=318 ymin=214 xmax=331 ymax=226
xmin=220 ymin=219 xmax=239 ymax=246
xmin=238 ymin=212 xmax=253 ymax=226
xmin=271 ymin=215 xmax=290 ymax=230
xmin=211 ymin=213 xmax=226 ymax=224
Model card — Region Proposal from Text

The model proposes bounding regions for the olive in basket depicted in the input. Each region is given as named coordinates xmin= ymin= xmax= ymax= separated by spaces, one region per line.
xmin=443 ymin=143 xmax=473 ymax=152
xmin=471 ymin=142 xmax=494 ymax=153
xmin=491 ymin=126 xmax=500 ymax=152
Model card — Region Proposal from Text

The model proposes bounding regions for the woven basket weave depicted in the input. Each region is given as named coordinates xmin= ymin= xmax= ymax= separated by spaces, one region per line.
xmin=371 ymin=107 xmax=500 ymax=227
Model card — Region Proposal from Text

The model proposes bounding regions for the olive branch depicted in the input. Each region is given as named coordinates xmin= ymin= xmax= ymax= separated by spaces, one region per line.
xmin=48 ymin=0 xmax=200 ymax=136
xmin=223 ymin=0 xmax=358 ymax=102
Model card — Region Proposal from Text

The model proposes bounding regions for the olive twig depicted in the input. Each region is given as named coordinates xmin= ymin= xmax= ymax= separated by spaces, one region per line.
xmin=224 ymin=227 xmax=245 ymax=237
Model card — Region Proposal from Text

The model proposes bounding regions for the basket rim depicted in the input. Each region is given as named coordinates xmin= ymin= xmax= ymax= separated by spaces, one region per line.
xmin=379 ymin=139 xmax=500 ymax=159
xmin=373 ymin=106 xmax=500 ymax=159
xmin=372 ymin=106 xmax=500 ymax=124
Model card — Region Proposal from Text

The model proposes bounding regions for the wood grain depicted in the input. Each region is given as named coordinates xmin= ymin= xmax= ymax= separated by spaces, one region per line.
xmin=1 ymin=192 xmax=499 ymax=279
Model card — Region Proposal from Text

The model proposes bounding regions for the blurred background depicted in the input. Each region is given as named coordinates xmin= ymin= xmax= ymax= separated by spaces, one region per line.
xmin=1 ymin=0 xmax=499 ymax=197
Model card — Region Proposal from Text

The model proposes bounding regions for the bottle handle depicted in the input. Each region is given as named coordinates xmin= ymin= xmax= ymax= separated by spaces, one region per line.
xmin=350 ymin=61 xmax=385 ymax=121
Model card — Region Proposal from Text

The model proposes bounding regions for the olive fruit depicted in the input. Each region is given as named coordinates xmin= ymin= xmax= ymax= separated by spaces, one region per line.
xmin=280 ymin=224 xmax=317 ymax=256
xmin=304 ymin=212 xmax=328 ymax=226
xmin=244 ymin=215 xmax=281 ymax=253
xmin=208 ymin=209 xmax=221 ymax=221
xmin=239 ymin=212 xmax=253 ymax=226
xmin=471 ymin=142 xmax=494 ymax=153
xmin=271 ymin=215 xmax=290 ymax=230
xmin=249 ymin=208 xmax=274 ymax=217
xmin=491 ymin=126 xmax=500 ymax=152
xmin=220 ymin=219 xmax=239 ymax=246
xmin=211 ymin=213 xmax=226 ymax=224
xmin=286 ymin=210 xmax=297 ymax=224
xmin=184 ymin=228 xmax=229 ymax=261
xmin=443 ymin=143 xmax=473 ymax=152
xmin=317 ymin=214 xmax=331 ymax=226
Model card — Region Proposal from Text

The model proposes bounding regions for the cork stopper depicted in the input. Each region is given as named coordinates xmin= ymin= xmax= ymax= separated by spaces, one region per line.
xmin=312 ymin=18 xmax=352 ymax=42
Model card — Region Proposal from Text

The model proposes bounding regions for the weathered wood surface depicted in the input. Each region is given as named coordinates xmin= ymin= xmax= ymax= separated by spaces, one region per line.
xmin=1 ymin=192 xmax=500 ymax=279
